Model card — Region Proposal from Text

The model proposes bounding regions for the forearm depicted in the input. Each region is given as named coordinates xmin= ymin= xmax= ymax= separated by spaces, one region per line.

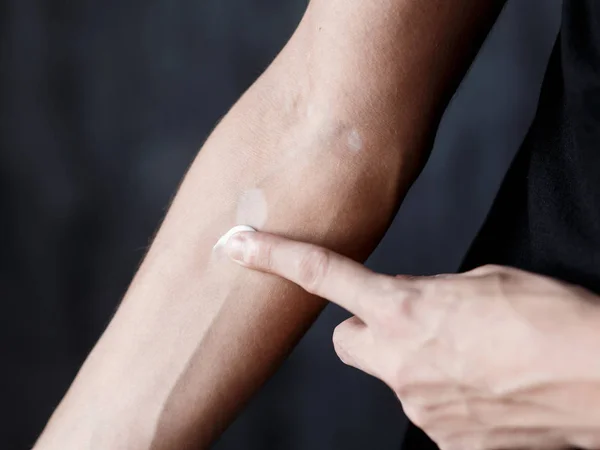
xmin=35 ymin=77 xmax=405 ymax=450
xmin=35 ymin=1 xmax=504 ymax=448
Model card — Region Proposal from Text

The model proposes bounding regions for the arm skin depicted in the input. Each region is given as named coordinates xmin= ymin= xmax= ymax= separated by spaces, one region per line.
xmin=34 ymin=1 xmax=505 ymax=449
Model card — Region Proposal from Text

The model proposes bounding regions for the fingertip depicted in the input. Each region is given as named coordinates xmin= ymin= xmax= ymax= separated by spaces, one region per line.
xmin=223 ymin=233 xmax=250 ymax=264
xmin=213 ymin=225 xmax=257 ymax=250
xmin=214 ymin=225 xmax=257 ymax=264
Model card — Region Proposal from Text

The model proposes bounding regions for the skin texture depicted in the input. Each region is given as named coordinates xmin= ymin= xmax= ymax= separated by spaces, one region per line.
xmin=34 ymin=1 xmax=505 ymax=449
xmin=223 ymin=230 xmax=600 ymax=449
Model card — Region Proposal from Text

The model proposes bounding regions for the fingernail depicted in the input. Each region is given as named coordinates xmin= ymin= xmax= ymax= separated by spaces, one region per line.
xmin=224 ymin=233 xmax=248 ymax=263
xmin=213 ymin=225 xmax=256 ymax=262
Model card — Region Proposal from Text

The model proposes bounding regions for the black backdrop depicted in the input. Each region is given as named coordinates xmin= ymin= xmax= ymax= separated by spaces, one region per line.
xmin=0 ymin=1 xmax=560 ymax=449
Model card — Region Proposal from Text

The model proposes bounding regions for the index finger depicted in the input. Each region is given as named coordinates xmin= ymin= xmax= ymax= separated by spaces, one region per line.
xmin=223 ymin=230 xmax=387 ymax=323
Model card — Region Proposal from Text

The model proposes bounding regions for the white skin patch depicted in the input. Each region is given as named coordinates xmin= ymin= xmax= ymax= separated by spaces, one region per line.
xmin=347 ymin=129 xmax=363 ymax=152
xmin=236 ymin=188 xmax=268 ymax=230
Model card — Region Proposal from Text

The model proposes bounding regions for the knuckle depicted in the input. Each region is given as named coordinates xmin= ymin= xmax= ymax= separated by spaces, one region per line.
xmin=373 ymin=287 xmax=420 ymax=329
xmin=467 ymin=264 xmax=502 ymax=276
xmin=390 ymin=376 xmax=413 ymax=399
xmin=486 ymin=270 xmax=513 ymax=288
xmin=390 ymin=382 xmax=409 ymax=400
xmin=482 ymin=263 xmax=503 ymax=272
xmin=403 ymin=404 xmax=430 ymax=430
xmin=297 ymin=247 xmax=330 ymax=294
xmin=468 ymin=264 xmax=515 ymax=279
xmin=377 ymin=275 xmax=403 ymax=293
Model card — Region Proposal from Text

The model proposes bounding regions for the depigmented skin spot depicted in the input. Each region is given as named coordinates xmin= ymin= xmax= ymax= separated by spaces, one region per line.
xmin=236 ymin=188 xmax=269 ymax=229
xmin=347 ymin=129 xmax=363 ymax=152
xmin=304 ymin=101 xmax=363 ymax=153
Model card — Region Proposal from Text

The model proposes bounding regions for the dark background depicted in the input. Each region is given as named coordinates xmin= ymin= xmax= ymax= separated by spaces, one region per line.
xmin=1 ymin=1 xmax=561 ymax=449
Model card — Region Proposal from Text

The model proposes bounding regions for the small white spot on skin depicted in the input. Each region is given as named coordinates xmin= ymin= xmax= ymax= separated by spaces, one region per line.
xmin=236 ymin=188 xmax=269 ymax=230
xmin=347 ymin=129 xmax=363 ymax=152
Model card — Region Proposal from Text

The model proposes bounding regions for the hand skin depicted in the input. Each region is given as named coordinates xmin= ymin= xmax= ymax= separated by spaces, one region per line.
xmin=33 ymin=1 xmax=504 ymax=449
xmin=223 ymin=230 xmax=600 ymax=450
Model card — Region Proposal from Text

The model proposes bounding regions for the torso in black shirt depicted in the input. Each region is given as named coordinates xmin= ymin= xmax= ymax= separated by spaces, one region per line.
xmin=403 ymin=1 xmax=600 ymax=448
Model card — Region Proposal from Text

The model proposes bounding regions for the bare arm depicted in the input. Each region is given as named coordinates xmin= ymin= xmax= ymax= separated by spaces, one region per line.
xmin=35 ymin=1 xmax=505 ymax=449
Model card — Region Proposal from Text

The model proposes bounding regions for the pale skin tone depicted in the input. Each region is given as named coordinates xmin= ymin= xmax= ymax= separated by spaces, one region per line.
xmin=31 ymin=0 xmax=567 ymax=448
xmin=222 ymin=230 xmax=600 ymax=449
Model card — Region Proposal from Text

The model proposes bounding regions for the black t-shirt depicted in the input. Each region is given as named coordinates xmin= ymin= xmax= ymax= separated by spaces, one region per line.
xmin=403 ymin=1 xmax=600 ymax=448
